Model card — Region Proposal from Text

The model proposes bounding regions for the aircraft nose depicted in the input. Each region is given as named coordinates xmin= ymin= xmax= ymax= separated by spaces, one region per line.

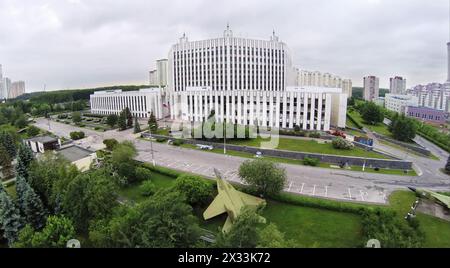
xmin=408 ymin=187 xmax=417 ymax=192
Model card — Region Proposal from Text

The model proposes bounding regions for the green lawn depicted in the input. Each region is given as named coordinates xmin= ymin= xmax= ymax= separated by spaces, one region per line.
xmin=348 ymin=110 xmax=391 ymax=136
xmin=227 ymin=136 xmax=388 ymax=159
xmin=262 ymin=201 xmax=363 ymax=247
xmin=4 ymin=183 xmax=17 ymax=199
xmin=389 ymin=191 xmax=450 ymax=248
xmin=118 ymin=172 xmax=176 ymax=203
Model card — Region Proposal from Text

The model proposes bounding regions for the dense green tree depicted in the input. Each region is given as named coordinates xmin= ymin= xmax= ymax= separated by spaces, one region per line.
xmin=174 ymin=174 xmax=214 ymax=206
xmin=62 ymin=168 xmax=118 ymax=232
xmin=106 ymin=114 xmax=118 ymax=128
xmin=360 ymin=102 xmax=384 ymax=125
xmin=13 ymin=216 xmax=76 ymax=248
xmin=26 ymin=126 xmax=40 ymax=137
xmin=118 ymin=110 xmax=127 ymax=130
xmin=257 ymin=223 xmax=295 ymax=248
xmin=215 ymin=208 xmax=261 ymax=248
xmin=111 ymin=141 xmax=137 ymax=182
xmin=103 ymin=138 xmax=119 ymax=151
xmin=0 ymin=190 xmax=23 ymax=245
xmin=89 ymin=189 xmax=200 ymax=248
xmin=72 ymin=111 xmax=82 ymax=124
xmin=15 ymin=176 xmax=47 ymax=230
xmin=15 ymin=143 xmax=34 ymax=180
xmin=133 ymin=117 xmax=141 ymax=133
xmin=14 ymin=115 xmax=28 ymax=129
xmin=0 ymin=145 xmax=13 ymax=179
xmin=238 ymin=159 xmax=287 ymax=197
xmin=148 ymin=111 xmax=158 ymax=132
xmin=69 ymin=131 xmax=85 ymax=140
xmin=135 ymin=166 xmax=152 ymax=182
xmin=389 ymin=114 xmax=417 ymax=142
xmin=0 ymin=131 xmax=17 ymax=159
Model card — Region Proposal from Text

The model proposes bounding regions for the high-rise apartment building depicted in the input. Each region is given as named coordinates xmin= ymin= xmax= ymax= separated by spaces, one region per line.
xmin=389 ymin=76 xmax=407 ymax=95
xmin=297 ymin=69 xmax=352 ymax=98
xmin=9 ymin=81 xmax=25 ymax=99
xmin=363 ymin=76 xmax=380 ymax=101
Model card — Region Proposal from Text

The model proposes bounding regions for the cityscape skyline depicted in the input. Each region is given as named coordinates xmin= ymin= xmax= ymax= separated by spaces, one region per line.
xmin=0 ymin=0 xmax=449 ymax=92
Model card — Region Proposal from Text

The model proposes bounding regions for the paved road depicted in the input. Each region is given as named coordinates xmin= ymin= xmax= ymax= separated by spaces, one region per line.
xmin=34 ymin=118 xmax=450 ymax=204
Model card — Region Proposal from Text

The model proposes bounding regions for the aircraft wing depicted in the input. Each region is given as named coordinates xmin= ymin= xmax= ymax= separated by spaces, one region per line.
xmin=238 ymin=191 xmax=266 ymax=207
xmin=429 ymin=192 xmax=450 ymax=209
xmin=203 ymin=195 xmax=227 ymax=220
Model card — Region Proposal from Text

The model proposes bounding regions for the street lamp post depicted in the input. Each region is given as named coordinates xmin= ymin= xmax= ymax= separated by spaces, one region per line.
xmin=223 ymin=119 xmax=227 ymax=155
xmin=149 ymin=124 xmax=155 ymax=166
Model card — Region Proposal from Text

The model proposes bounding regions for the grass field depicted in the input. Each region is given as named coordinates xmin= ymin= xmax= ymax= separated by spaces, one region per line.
xmin=227 ymin=136 xmax=388 ymax=159
xmin=118 ymin=170 xmax=364 ymax=248
xmin=389 ymin=191 xmax=450 ymax=248
xmin=180 ymin=143 xmax=417 ymax=176
xmin=348 ymin=110 xmax=391 ymax=136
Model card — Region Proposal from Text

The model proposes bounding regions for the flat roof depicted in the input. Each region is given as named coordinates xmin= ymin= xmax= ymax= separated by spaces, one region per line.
xmin=27 ymin=136 xmax=58 ymax=143
xmin=57 ymin=146 xmax=94 ymax=162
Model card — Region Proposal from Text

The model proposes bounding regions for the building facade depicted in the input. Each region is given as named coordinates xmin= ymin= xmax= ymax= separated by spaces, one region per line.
xmin=1 ymin=77 xmax=11 ymax=100
xmin=296 ymin=69 xmax=352 ymax=98
xmin=407 ymin=106 xmax=449 ymax=125
xmin=149 ymin=70 xmax=158 ymax=86
xmin=389 ymin=76 xmax=406 ymax=95
xmin=384 ymin=94 xmax=418 ymax=114
xmin=363 ymin=76 xmax=379 ymax=101
xmin=9 ymin=81 xmax=25 ymax=99
xmin=407 ymin=83 xmax=450 ymax=113
xmin=90 ymin=88 xmax=164 ymax=119
xmin=90 ymin=26 xmax=348 ymax=131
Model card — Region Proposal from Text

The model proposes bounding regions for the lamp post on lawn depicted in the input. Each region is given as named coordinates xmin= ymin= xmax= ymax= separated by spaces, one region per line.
xmin=149 ymin=123 xmax=155 ymax=166
xmin=223 ymin=119 xmax=227 ymax=155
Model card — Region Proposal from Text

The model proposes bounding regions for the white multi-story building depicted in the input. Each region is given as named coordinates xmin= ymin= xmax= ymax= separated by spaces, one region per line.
xmin=90 ymin=88 xmax=164 ymax=119
xmin=91 ymin=26 xmax=348 ymax=131
xmin=407 ymin=83 xmax=450 ymax=113
xmin=363 ymin=76 xmax=380 ymax=101
xmin=1 ymin=77 xmax=11 ymax=100
xmin=389 ymin=76 xmax=406 ymax=95
xmin=384 ymin=94 xmax=418 ymax=114
xmin=149 ymin=70 xmax=158 ymax=86
xmin=9 ymin=81 xmax=25 ymax=99
xmin=149 ymin=59 xmax=169 ymax=87
xmin=296 ymin=69 xmax=352 ymax=98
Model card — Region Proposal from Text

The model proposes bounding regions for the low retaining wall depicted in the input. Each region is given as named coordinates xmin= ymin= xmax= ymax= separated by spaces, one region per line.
xmin=143 ymin=133 xmax=413 ymax=170
xmin=373 ymin=133 xmax=431 ymax=156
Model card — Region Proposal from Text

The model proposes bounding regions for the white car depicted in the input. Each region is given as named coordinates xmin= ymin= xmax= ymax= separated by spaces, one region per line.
xmin=196 ymin=144 xmax=213 ymax=150
xmin=255 ymin=151 xmax=263 ymax=158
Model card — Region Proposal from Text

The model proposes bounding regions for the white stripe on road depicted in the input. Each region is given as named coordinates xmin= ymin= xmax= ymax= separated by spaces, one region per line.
xmin=348 ymin=188 xmax=352 ymax=199
xmin=300 ymin=183 xmax=305 ymax=194
xmin=325 ymin=186 xmax=328 ymax=198
xmin=288 ymin=182 xmax=293 ymax=192
xmin=312 ymin=185 xmax=316 ymax=196
xmin=360 ymin=190 xmax=365 ymax=202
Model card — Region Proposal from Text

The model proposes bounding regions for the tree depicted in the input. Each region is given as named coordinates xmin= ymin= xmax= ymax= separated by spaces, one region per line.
xmin=148 ymin=111 xmax=158 ymax=132
xmin=332 ymin=137 xmax=354 ymax=150
xmin=72 ymin=111 xmax=82 ymax=124
xmin=70 ymin=131 xmax=85 ymax=140
xmin=125 ymin=107 xmax=133 ymax=128
xmin=360 ymin=102 xmax=384 ymax=125
xmin=15 ymin=176 xmax=47 ymax=230
xmin=106 ymin=114 xmax=118 ymax=128
xmin=215 ymin=208 xmax=261 ymax=248
xmin=389 ymin=114 xmax=417 ymax=142
xmin=174 ymin=174 xmax=214 ymax=206
xmin=103 ymin=139 xmax=119 ymax=151
xmin=0 ymin=131 xmax=17 ymax=159
xmin=445 ymin=155 xmax=450 ymax=174
xmin=15 ymin=143 xmax=34 ymax=180
xmin=118 ymin=110 xmax=127 ymax=131
xmin=133 ymin=117 xmax=141 ymax=133
xmin=14 ymin=115 xmax=28 ymax=129
xmin=238 ymin=159 xmax=287 ymax=197
xmin=26 ymin=126 xmax=40 ymax=137
xmin=62 ymin=168 xmax=118 ymax=232
xmin=0 ymin=145 xmax=13 ymax=179
xmin=13 ymin=216 xmax=76 ymax=248
xmin=0 ymin=190 xmax=23 ymax=245
xmin=89 ymin=189 xmax=201 ymax=248
xmin=257 ymin=223 xmax=295 ymax=248
xmin=111 ymin=141 xmax=138 ymax=183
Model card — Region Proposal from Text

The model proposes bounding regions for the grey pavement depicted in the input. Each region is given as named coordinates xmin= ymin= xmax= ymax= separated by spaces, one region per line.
xmin=34 ymin=118 xmax=450 ymax=204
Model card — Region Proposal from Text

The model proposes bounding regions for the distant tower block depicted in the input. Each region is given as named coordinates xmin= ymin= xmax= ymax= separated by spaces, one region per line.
xmin=447 ymin=42 xmax=450 ymax=82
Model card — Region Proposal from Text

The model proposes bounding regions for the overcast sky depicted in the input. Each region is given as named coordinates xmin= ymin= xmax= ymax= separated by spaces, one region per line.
xmin=0 ymin=0 xmax=449 ymax=92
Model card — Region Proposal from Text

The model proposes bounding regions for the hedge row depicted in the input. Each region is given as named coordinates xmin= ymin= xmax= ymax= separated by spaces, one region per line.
xmin=346 ymin=113 xmax=364 ymax=129
xmin=417 ymin=130 xmax=450 ymax=153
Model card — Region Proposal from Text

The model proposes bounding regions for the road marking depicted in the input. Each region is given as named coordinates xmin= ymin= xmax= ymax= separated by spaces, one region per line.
xmin=325 ymin=186 xmax=328 ymax=198
xmin=288 ymin=182 xmax=293 ymax=192
xmin=300 ymin=183 xmax=305 ymax=194
xmin=348 ymin=188 xmax=352 ymax=199
xmin=312 ymin=185 xmax=316 ymax=196
xmin=360 ymin=190 xmax=365 ymax=202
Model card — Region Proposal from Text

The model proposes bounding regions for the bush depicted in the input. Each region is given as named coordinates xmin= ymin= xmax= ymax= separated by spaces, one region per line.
xmin=332 ymin=137 xmax=354 ymax=150
xmin=70 ymin=131 xmax=85 ymax=140
xmin=309 ymin=132 xmax=321 ymax=138
xmin=303 ymin=157 xmax=320 ymax=166
xmin=139 ymin=180 xmax=157 ymax=197
xmin=103 ymin=139 xmax=119 ymax=151
xmin=172 ymin=139 xmax=184 ymax=146
xmin=174 ymin=174 xmax=214 ymax=206
xmin=26 ymin=126 xmax=40 ymax=137
xmin=135 ymin=167 xmax=152 ymax=182
xmin=156 ymin=138 xmax=167 ymax=143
